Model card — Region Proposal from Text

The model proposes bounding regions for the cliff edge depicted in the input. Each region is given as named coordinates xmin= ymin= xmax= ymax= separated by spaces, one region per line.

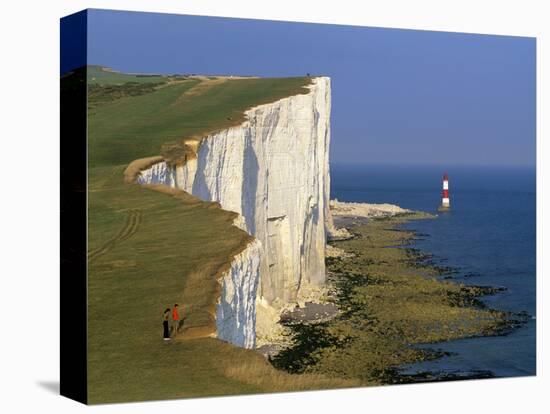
xmin=136 ymin=77 xmax=332 ymax=346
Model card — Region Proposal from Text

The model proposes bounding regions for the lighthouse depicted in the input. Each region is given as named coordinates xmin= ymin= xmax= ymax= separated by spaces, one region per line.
xmin=438 ymin=172 xmax=450 ymax=211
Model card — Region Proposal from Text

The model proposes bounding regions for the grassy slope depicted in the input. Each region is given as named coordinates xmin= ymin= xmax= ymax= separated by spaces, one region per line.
xmin=86 ymin=68 xmax=353 ymax=403
xmin=88 ymin=166 xmax=259 ymax=402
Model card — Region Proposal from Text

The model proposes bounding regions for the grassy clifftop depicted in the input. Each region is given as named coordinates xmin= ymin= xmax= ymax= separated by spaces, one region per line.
xmin=82 ymin=67 xmax=348 ymax=403
xmin=88 ymin=68 xmax=312 ymax=168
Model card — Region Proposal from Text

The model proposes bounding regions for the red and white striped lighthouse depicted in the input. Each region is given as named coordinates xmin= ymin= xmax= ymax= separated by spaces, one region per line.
xmin=439 ymin=172 xmax=450 ymax=211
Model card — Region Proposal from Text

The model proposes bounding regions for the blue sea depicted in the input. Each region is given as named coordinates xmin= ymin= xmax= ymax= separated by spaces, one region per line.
xmin=330 ymin=164 xmax=536 ymax=378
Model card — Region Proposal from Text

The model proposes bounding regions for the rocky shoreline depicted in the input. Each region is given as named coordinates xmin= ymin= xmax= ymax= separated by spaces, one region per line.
xmin=264 ymin=202 xmax=524 ymax=384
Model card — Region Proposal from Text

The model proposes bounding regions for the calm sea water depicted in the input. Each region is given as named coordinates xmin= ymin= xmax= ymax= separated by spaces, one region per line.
xmin=330 ymin=164 xmax=536 ymax=378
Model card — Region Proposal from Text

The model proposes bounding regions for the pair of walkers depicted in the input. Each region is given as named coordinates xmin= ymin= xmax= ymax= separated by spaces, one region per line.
xmin=162 ymin=304 xmax=181 ymax=340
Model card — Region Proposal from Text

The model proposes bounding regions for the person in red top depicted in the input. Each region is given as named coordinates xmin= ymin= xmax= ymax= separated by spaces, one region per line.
xmin=172 ymin=304 xmax=181 ymax=335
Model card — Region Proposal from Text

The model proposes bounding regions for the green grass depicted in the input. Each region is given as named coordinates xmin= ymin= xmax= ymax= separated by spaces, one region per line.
xmin=84 ymin=69 xmax=348 ymax=403
xmin=88 ymin=82 xmax=167 ymax=109
xmin=87 ymin=65 xmax=169 ymax=85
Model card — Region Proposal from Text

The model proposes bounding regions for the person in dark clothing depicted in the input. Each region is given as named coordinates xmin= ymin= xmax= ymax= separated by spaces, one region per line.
xmin=162 ymin=308 xmax=171 ymax=340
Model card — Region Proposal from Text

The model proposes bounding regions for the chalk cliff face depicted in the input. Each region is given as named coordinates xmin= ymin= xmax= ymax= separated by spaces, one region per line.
xmin=138 ymin=77 xmax=332 ymax=346
xmin=216 ymin=239 xmax=261 ymax=348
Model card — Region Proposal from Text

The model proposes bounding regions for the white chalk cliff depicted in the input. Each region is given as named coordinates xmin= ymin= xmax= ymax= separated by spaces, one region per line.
xmin=138 ymin=77 xmax=332 ymax=347
xmin=216 ymin=239 xmax=262 ymax=348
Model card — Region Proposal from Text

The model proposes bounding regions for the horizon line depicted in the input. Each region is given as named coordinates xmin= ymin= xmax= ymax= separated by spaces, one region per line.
xmin=330 ymin=161 xmax=536 ymax=169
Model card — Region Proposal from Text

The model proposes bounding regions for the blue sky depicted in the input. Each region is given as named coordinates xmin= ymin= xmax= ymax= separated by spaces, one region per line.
xmin=85 ymin=9 xmax=536 ymax=167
